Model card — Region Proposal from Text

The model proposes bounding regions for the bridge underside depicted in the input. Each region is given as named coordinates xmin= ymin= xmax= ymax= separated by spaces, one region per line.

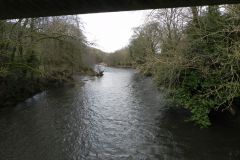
xmin=0 ymin=0 xmax=239 ymax=19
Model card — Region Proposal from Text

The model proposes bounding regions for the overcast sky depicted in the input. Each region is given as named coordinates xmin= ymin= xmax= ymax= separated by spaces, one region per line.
xmin=78 ymin=10 xmax=151 ymax=53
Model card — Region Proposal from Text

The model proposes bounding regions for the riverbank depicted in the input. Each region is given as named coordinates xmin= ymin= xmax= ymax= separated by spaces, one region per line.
xmin=106 ymin=62 xmax=240 ymax=126
xmin=138 ymin=62 xmax=240 ymax=126
xmin=0 ymin=67 xmax=98 ymax=108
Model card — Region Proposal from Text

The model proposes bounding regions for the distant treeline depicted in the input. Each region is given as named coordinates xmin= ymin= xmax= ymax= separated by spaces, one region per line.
xmin=102 ymin=47 xmax=132 ymax=67
xmin=104 ymin=5 xmax=240 ymax=127
xmin=0 ymin=16 xmax=103 ymax=107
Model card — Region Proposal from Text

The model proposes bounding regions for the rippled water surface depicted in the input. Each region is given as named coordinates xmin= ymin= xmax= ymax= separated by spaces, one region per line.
xmin=1 ymin=67 xmax=240 ymax=160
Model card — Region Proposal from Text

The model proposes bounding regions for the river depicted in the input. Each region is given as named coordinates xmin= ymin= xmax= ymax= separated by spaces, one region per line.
xmin=0 ymin=67 xmax=240 ymax=160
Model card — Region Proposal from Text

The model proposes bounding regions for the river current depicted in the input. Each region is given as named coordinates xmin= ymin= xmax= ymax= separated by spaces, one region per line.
xmin=1 ymin=67 xmax=240 ymax=160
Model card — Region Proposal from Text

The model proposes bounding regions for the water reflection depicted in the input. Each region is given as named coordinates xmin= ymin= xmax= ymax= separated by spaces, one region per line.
xmin=0 ymin=67 xmax=240 ymax=160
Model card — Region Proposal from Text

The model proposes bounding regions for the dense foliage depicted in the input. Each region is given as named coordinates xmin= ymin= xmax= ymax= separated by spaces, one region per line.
xmin=0 ymin=16 xmax=101 ymax=107
xmin=108 ymin=5 xmax=240 ymax=127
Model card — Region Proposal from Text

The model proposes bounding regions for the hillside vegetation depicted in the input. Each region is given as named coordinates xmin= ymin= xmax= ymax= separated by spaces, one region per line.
xmin=0 ymin=16 xmax=103 ymax=107
xmin=105 ymin=5 xmax=240 ymax=127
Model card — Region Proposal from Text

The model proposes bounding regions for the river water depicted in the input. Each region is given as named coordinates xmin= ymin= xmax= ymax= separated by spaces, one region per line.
xmin=1 ymin=67 xmax=240 ymax=160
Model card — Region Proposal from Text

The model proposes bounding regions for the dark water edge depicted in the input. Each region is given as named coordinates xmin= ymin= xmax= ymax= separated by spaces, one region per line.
xmin=0 ymin=70 xmax=95 ymax=108
xmin=0 ymin=78 xmax=44 ymax=108
xmin=1 ymin=67 xmax=240 ymax=160
xmin=0 ymin=79 xmax=65 ymax=108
